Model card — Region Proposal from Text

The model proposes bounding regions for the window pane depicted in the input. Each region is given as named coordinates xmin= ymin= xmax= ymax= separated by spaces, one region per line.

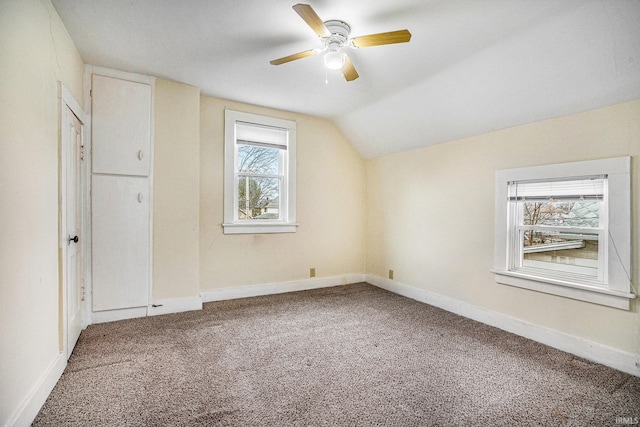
xmin=521 ymin=229 xmax=599 ymax=278
xmin=522 ymin=200 xmax=600 ymax=227
xmin=238 ymin=144 xmax=280 ymax=175
xmin=238 ymin=176 xmax=280 ymax=220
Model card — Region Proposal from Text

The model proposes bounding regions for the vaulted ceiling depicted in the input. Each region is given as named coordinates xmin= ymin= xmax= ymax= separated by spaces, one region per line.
xmin=51 ymin=0 xmax=640 ymax=159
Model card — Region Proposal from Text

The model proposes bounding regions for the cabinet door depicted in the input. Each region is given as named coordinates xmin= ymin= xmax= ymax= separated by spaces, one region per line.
xmin=92 ymin=74 xmax=151 ymax=176
xmin=92 ymin=175 xmax=149 ymax=311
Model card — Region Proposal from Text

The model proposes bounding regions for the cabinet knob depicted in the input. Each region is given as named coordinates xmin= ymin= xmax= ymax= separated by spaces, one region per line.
xmin=137 ymin=150 xmax=144 ymax=161
xmin=137 ymin=193 xmax=144 ymax=203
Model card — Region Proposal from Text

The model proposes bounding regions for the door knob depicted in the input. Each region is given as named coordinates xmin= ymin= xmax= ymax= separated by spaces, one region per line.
xmin=68 ymin=235 xmax=79 ymax=244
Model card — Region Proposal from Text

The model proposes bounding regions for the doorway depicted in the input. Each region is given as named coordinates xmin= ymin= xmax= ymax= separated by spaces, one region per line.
xmin=60 ymin=86 xmax=86 ymax=359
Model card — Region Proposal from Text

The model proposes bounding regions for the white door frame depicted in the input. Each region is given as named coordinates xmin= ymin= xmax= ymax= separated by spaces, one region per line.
xmin=59 ymin=83 xmax=87 ymax=358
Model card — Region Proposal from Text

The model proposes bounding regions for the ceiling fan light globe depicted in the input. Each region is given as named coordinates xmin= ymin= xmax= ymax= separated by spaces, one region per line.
xmin=324 ymin=51 xmax=344 ymax=70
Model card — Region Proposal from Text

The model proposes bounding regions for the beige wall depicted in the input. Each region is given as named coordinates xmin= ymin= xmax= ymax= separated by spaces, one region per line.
xmin=366 ymin=99 xmax=640 ymax=355
xmin=200 ymin=97 xmax=366 ymax=290
xmin=2 ymin=1 xmax=638 ymax=422
xmin=153 ymin=79 xmax=201 ymax=301
xmin=0 ymin=0 xmax=85 ymax=424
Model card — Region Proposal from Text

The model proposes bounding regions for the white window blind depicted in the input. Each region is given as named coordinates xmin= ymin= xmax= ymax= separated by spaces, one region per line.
xmin=236 ymin=121 xmax=288 ymax=150
xmin=508 ymin=176 xmax=606 ymax=201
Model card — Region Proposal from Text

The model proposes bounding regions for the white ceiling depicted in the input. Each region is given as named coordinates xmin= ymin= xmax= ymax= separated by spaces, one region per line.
xmin=51 ymin=0 xmax=640 ymax=159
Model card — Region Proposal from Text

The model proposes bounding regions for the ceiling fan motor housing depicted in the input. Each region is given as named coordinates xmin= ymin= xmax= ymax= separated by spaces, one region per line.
xmin=323 ymin=20 xmax=351 ymax=49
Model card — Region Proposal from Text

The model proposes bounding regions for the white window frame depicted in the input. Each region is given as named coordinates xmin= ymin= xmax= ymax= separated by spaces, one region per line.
xmin=492 ymin=157 xmax=634 ymax=310
xmin=223 ymin=110 xmax=297 ymax=234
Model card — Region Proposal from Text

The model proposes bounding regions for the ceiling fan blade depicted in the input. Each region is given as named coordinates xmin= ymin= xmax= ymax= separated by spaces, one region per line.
xmin=342 ymin=54 xmax=359 ymax=81
xmin=270 ymin=49 xmax=319 ymax=65
xmin=351 ymin=29 xmax=412 ymax=48
xmin=292 ymin=4 xmax=331 ymax=38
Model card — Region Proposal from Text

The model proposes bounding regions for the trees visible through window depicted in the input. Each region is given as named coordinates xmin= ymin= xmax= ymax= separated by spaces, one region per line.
xmin=521 ymin=200 xmax=600 ymax=279
xmin=237 ymin=144 xmax=281 ymax=220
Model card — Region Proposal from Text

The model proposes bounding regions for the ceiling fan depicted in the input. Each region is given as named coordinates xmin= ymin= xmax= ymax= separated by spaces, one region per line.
xmin=270 ymin=3 xmax=412 ymax=82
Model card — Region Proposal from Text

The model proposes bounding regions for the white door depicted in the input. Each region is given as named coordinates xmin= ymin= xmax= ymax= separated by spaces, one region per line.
xmin=91 ymin=74 xmax=151 ymax=176
xmin=63 ymin=104 xmax=84 ymax=358
xmin=91 ymin=175 xmax=150 ymax=311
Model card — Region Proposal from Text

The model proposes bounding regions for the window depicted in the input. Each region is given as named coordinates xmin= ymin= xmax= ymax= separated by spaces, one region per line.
xmin=493 ymin=157 xmax=634 ymax=310
xmin=223 ymin=110 xmax=296 ymax=234
xmin=509 ymin=177 xmax=606 ymax=282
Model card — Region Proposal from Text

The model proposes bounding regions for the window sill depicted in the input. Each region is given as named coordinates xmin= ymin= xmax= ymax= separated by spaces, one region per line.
xmin=223 ymin=222 xmax=298 ymax=235
xmin=491 ymin=269 xmax=635 ymax=310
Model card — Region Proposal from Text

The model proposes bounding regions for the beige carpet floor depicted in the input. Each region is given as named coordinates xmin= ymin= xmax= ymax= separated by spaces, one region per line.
xmin=34 ymin=283 xmax=640 ymax=426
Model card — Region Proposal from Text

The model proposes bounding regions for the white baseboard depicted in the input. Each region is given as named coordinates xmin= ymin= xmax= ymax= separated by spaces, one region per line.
xmin=148 ymin=296 xmax=203 ymax=316
xmin=92 ymin=296 xmax=204 ymax=322
xmin=365 ymin=274 xmax=640 ymax=377
xmin=201 ymin=274 xmax=365 ymax=302
xmin=7 ymin=352 xmax=66 ymax=427
xmin=91 ymin=306 xmax=147 ymax=324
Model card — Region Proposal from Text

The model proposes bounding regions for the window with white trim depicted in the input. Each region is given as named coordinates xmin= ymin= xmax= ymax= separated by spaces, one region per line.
xmin=493 ymin=157 xmax=634 ymax=310
xmin=223 ymin=110 xmax=296 ymax=234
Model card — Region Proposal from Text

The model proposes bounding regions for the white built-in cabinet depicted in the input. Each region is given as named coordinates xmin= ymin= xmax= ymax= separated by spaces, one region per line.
xmin=91 ymin=75 xmax=151 ymax=176
xmin=90 ymin=69 xmax=153 ymax=315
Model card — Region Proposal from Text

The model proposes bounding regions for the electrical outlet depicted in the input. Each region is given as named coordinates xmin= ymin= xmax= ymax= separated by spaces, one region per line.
xmin=389 ymin=269 xmax=394 ymax=280
xmin=310 ymin=267 xmax=316 ymax=278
